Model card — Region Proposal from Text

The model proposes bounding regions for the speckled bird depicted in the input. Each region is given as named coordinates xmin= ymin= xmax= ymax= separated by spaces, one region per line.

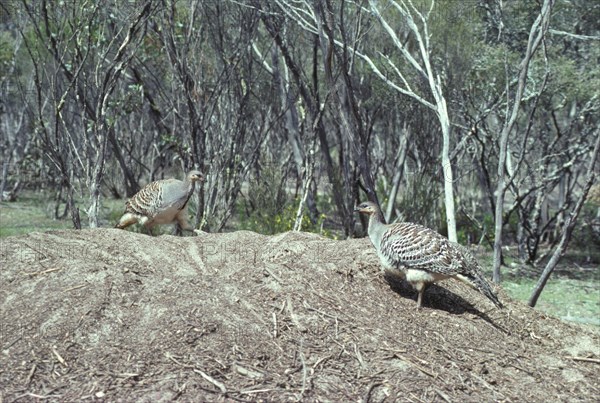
xmin=355 ymin=201 xmax=502 ymax=309
xmin=115 ymin=170 xmax=204 ymax=235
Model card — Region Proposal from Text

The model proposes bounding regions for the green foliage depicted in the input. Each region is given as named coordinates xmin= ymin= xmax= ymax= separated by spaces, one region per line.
xmin=394 ymin=172 xmax=442 ymax=231
xmin=455 ymin=211 xmax=495 ymax=247
xmin=468 ymin=42 xmax=519 ymax=100
xmin=236 ymin=160 xmax=334 ymax=236
xmin=238 ymin=197 xmax=330 ymax=237
xmin=456 ymin=220 xmax=477 ymax=246
xmin=0 ymin=32 xmax=14 ymax=80
xmin=570 ymin=203 xmax=600 ymax=252
xmin=546 ymin=52 xmax=600 ymax=106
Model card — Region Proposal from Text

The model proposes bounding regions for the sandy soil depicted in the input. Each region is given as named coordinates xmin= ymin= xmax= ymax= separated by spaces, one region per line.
xmin=1 ymin=229 xmax=598 ymax=401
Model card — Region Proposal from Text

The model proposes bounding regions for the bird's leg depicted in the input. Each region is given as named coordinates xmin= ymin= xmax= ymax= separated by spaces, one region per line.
xmin=144 ymin=224 xmax=154 ymax=236
xmin=415 ymin=282 xmax=428 ymax=309
xmin=176 ymin=211 xmax=195 ymax=236
xmin=173 ymin=223 xmax=183 ymax=236
xmin=181 ymin=221 xmax=195 ymax=232
xmin=137 ymin=216 xmax=154 ymax=236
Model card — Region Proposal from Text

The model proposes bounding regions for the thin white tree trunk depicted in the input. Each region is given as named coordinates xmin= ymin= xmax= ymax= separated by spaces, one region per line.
xmin=366 ymin=1 xmax=459 ymax=240
xmin=88 ymin=185 xmax=100 ymax=228
xmin=438 ymin=100 xmax=457 ymax=242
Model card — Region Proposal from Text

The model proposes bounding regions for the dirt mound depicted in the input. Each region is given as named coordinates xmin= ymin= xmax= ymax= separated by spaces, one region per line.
xmin=1 ymin=229 xmax=598 ymax=401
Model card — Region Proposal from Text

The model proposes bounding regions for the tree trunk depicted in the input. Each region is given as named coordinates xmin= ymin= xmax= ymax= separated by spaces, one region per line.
xmin=554 ymin=173 xmax=568 ymax=240
xmin=88 ymin=122 xmax=110 ymax=228
xmin=492 ymin=0 xmax=555 ymax=283
xmin=0 ymin=161 xmax=9 ymax=201
xmin=315 ymin=0 xmax=380 ymax=229
xmin=108 ymin=127 xmax=139 ymax=197
xmin=272 ymin=46 xmax=319 ymax=222
xmin=385 ymin=127 xmax=409 ymax=223
xmin=439 ymin=103 xmax=457 ymax=242
xmin=259 ymin=9 xmax=353 ymax=235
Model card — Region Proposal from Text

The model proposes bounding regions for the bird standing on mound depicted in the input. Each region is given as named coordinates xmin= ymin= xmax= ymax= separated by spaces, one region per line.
xmin=115 ymin=170 xmax=204 ymax=235
xmin=354 ymin=201 xmax=502 ymax=309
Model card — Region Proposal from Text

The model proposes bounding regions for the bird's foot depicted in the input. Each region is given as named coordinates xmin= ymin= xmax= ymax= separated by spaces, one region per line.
xmin=415 ymin=285 xmax=426 ymax=309
xmin=416 ymin=298 xmax=424 ymax=310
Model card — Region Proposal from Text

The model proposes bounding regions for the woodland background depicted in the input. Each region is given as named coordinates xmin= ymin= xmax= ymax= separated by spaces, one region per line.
xmin=0 ymin=0 xmax=599 ymax=307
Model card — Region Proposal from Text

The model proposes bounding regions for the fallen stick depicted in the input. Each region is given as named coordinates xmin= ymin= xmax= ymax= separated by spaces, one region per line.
xmin=194 ymin=369 xmax=227 ymax=393
xmin=566 ymin=356 xmax=600 ymax=364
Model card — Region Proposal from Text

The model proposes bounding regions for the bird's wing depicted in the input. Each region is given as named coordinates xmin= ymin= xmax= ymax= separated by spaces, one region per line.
xmin=125 ymin=179 xmax=179 ymax=217
xmin=450 ymin=242 xmax=482 ymax=271
xmin=157 ymin=179 xmax=191 ymax=210
xmin=380 ymin=222 xmax=467 ymax=275
xmin=380 ymin=222 xmax=503 ymax=307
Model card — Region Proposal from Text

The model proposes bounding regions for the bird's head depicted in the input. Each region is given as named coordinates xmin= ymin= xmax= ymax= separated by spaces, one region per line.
xmin=188 ymin=170 xmax=205 ymax=183
xmin=354 ymin=201 xmax=379 ymax=215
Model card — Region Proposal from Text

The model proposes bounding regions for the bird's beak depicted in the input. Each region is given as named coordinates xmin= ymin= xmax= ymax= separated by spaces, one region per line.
xmin=353 ymin=206 xmax=361 ymax=213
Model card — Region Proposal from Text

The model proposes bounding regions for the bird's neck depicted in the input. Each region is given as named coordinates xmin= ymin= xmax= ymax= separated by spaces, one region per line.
xmin=367 ymin=210 xmax=387 ymax=246
xmin=182 ymin=177 xmax=196 ymax=192
xmin=180 ymin=180 xmax=196 ymax=207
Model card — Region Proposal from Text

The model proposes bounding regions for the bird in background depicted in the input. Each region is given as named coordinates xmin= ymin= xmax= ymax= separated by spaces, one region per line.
xmin=354 ymin=201 xmax=503 ymax=309
xmin=115 ymin=170 xmax=204 ymax=235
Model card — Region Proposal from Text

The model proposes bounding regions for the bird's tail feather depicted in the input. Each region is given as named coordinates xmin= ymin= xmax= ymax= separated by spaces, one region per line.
xmin=457 ymin=273 xmax=503 ymax=308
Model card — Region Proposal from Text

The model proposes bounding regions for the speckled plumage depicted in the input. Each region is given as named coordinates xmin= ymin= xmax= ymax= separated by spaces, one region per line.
xmin=115 ymin=170 xmax=204 ymax=234
xmin=355 ymin=201 xmax=502 ymax=308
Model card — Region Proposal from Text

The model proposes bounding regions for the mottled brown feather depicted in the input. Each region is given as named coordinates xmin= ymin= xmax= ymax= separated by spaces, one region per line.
xmin=116 ymin=170 xmax=204 ymax=233
xmin=355 ymin=201 xmax=502 ymax=308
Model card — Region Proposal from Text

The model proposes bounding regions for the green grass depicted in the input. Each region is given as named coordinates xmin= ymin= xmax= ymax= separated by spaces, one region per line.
xmin=0 ymin=191 xmax=130 ymax=236
xmin=503 ymin=279 xmax=599 ymax=325
xmin=1 ymin=191 xmax=599 ymax=326
xmin=0 ymin=192 xmax=74 ymax=236
xmin=476 ymin=248 xmax=600 ymax=326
